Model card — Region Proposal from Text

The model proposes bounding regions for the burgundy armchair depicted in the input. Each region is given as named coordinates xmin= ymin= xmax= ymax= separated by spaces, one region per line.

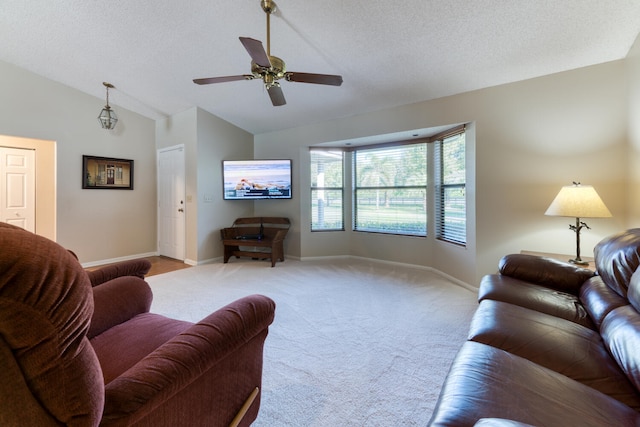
xmin=0 ymin=222 xmax=275 ymax=426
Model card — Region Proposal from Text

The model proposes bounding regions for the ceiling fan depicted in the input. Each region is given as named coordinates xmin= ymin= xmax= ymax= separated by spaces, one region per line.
xmin=193 ymin=0 xmax=343 ymax=106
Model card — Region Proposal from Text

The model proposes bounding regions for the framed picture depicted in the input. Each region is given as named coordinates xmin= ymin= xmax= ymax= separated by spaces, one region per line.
xmin=83 ymin=155 xmax=134 ymax=190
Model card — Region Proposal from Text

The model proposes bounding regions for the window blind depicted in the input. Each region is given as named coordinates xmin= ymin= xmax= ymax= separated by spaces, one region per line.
xmin=435 ymin=132 xmax=466 ymax=245
xmin=311 ymin=150 xmax=344 ymax=231
xmin=353 ymin=143 xmax=427 ymax=236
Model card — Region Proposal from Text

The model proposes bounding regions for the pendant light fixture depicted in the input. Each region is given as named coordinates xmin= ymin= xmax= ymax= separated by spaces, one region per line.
xmin=98 ymin=82 xmax=118 ymax=130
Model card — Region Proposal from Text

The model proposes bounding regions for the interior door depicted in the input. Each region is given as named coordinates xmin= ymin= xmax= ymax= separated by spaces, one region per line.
xmin=158 ymin=146 xmax=186 ymax=260
xmin=0 ymin=147 xmax=35 ymax=232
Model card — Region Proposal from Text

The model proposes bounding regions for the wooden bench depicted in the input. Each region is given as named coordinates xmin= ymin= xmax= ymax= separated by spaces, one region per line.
xmin=221 ymin=217 xmax=290 ymax=267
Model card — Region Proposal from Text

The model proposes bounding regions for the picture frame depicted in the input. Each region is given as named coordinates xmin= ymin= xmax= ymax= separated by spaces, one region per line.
xmin=83 ymin=155 xmax=134 ymax=190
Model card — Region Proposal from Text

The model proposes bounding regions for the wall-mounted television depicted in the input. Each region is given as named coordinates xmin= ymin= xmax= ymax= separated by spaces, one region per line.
xmin=222 ymin=159 xmax=292 ymax=200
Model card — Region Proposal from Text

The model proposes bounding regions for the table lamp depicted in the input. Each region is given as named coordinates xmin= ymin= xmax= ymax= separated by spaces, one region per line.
xmin=545 ymin=182 xmax=612 ymax=265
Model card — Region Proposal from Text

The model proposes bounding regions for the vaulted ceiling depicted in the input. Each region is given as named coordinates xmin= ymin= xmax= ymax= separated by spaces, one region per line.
xmin=1 ymin=1 xmax=639 ymax=134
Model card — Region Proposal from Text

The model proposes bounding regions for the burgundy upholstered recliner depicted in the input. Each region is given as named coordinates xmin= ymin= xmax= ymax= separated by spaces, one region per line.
xmin=0 ymin=223 xmax=275 ymax=426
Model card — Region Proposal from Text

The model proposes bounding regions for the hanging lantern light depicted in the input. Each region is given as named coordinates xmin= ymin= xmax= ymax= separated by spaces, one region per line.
xmin=98 ymin=82 xmax=118 ymax=130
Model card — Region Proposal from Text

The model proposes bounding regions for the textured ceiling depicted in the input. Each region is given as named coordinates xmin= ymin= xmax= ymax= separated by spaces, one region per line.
xmin=1 ymin=0 xmax=639 ymax=135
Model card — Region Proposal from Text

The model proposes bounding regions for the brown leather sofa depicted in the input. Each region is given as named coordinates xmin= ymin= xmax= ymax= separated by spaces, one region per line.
xmin=429 ymin=228 xmax=640 ymax=427
xmin=0 ymin=222 xmax=275 ymax=426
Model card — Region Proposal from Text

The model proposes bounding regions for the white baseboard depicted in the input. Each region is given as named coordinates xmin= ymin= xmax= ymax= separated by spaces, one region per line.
xmin=81 ymin=251 xmax=159 ymax=268
xmin=184 ymin=257 xmax=221 ymax=266
xmin=299 ymin=254 xmax=476 ymax=291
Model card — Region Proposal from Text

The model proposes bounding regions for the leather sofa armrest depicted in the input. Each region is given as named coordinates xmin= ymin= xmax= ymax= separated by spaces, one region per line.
xmin=86 ymin=259 xmax=152 ymax=287
xmin=100 ymin=294 xmax=276 ymax=426
xmin=499 ymin=254 xmax=595 ymax=294
xmin=88 ymin=276 xmax=153 ymax=339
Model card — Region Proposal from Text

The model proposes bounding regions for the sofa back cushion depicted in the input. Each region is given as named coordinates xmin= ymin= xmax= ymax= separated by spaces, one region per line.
xmin=627 ymin=268 xmax=640 ymax=314
xmin=0 ymin=223 xmax=104 ymax=425
xmin=580 ymin=276 xmax=629 ymax=329
xmin=601 ymin=304 xmax=640 ymax=393
xmin=594 ymin=228 xmax=640 ymax=298
xmin=88 ymin=276 xmax=153 ymax=339
xmin=601 ymin=264 xmax=640 ymax=395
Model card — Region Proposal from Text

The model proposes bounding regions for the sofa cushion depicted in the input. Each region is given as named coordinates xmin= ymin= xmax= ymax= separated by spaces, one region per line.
xmin=478 ymin=274 xmax=594 ymax=329
xmin=428 ymin=341 xmax=640 ymax=427
xmin=594 ymin=228 xmax=640 ymax=298
xmin=88 ymin=276 xmax=153 ymax=339
xmin=468 ymin=300 xmax=640 ymax=409
xmin=627 ymin=267 xmax=640 ymax=314
xmin=581 ymin=276 xmax=629 ymax=329
xmin=601 ymin=304 xmax=640 ymax=394
xmin=0 ymin=223 xmax=104 ymax=425
xmin=91 ymin=313 xmax=192 ymax=384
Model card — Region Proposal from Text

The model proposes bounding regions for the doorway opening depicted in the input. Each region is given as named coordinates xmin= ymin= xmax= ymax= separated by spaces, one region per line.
xmin=0 ymin=135 xmax=56 ymax=240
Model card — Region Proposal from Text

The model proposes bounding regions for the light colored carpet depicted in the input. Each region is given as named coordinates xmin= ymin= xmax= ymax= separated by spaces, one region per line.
xmin=146 ymin=257 xmax=478 ymax=426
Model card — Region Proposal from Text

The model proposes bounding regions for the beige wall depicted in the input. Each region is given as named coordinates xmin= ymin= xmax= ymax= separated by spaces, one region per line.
xmin=195 ymin=108 xmax=254 ymax=262
xmin=255 ymin=59 xmax=630 ymax=284
xmin=0 ymin=60 xmax=157 ymax=264
xmin=628 ymin=34 xmax=640 ymax=222
xmin=2 ymin=33 xmax=638 ymax=282
xmin=156 ymin=107 xmax=253 ymax=264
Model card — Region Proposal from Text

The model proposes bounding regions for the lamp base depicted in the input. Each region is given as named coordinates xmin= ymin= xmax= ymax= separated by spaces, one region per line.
xmin=569 ymin=258 xmax=589 ymax=266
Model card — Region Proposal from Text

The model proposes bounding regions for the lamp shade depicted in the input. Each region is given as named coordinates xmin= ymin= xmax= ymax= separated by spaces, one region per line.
xmin=545 ymin=184 xmax=612 ymax=218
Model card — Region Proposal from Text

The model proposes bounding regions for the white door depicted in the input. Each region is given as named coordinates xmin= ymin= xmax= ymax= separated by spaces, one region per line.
xmin=158 ymin=146 xmax=186 ymax=260
xmin=0 ymin=147 xmax=35 ymax=232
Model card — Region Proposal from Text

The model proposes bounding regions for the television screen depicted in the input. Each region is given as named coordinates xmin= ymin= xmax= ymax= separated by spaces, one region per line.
xmin=223 ymin=159 xmax=292 ymax=200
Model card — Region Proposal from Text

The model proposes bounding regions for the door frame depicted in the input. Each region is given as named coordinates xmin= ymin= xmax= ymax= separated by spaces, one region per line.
xmin=157 ymin=144 xmax=186 ymax=261
xmin=0 ymin=135 xmax=56 ymax=240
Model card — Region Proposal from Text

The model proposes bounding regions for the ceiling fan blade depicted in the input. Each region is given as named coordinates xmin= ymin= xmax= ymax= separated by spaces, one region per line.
xmin=267 ymin=85 xmax=286 ymax=106
xmin=239 ymin=37 xmax=272 ymax=68
xmin=285 ymin=72 xmax=343 ymax=86
xmin=193 ymin=75 xmax=254 ymax=85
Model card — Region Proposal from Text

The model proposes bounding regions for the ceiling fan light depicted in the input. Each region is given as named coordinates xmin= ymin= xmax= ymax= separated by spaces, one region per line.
xmin=265 ymin=80 xmax=280 ymax=90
